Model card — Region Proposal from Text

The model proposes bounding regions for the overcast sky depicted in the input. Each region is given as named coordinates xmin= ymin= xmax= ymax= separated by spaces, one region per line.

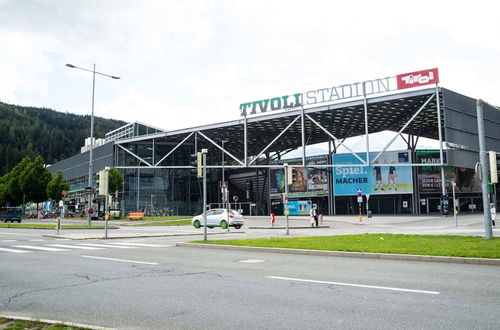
xmin=1 ymin=0 xmax=499 ymax=134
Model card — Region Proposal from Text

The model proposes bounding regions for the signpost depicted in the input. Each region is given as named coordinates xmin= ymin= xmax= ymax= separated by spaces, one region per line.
xmin=357 ymin=188 xmax=363 ymax=223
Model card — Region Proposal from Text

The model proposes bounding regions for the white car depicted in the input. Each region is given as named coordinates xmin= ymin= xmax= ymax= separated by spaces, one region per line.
xmin=192 ymin=209 xmax=244 ymax=229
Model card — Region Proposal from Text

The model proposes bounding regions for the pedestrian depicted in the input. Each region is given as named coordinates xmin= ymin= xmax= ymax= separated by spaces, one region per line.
xmin=309 ymin=205 xmax=315 ymax=227
xmin=310 ymin=204 xmax=319 ymax=227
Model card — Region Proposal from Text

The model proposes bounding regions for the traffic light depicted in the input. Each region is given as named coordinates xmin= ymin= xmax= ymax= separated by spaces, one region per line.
xmin=96 ymin=169 xmax=109 ymax=196
xmin=190 ymin=152 xmax=203 ymax=178
xmin=284 ymin=163 xmax=293 ymax=185
xmin=489 ymin=151 xmax=498 ymax=184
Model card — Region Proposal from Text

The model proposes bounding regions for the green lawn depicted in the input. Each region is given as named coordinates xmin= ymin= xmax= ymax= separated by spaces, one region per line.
xmin=0 ymin=317 xmax=90 ymax=329
xmin=196 ymin=234 xmax=500 ymax=259
xmin=0 ymin=223 xmax=117 ymax=229
xmin=126 ymin=219 xmax=192 ymax=226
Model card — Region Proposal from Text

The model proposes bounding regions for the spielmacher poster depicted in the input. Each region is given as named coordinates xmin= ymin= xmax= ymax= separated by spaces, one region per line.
xmin=332 ymin=150 xmax=413 ymax=196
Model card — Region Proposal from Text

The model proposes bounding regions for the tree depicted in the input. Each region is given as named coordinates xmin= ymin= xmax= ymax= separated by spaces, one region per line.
xmin=108 ymin=167 xmax=124 ymax=195
xmin=0 ymin=177 xmax=7 ymax=206
xmin=46 ymin=171 xmax=69 ymax=202
xmin=3 ymin=156 xmax=32 ymax=206
xmin=19 ymin=156 xmax=52 ymax=210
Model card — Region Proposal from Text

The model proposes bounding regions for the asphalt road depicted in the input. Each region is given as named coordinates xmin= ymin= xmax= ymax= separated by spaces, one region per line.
xmin=1 ymin=230 xmax=499 ymax=330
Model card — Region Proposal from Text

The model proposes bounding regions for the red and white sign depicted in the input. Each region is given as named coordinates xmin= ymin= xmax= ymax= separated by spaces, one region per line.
xmin=396 ymin=68 xmax=439 ymax=90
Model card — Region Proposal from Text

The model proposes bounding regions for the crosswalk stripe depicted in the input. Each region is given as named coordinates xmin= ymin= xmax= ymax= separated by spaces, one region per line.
xmin=48 ymin=244 xmax=103 ymax=250
xmin=0 ymin=247 xmax=32 ymax=253
xmin=2 ymin=240 xmax=17 ymax=242
xmin=108 ymin=242 xmax=170 ymax=247
xmin=78 ymin=243 xmax=135 ymax=249
xmin=14 ymin=245 xmax=68 ymax=252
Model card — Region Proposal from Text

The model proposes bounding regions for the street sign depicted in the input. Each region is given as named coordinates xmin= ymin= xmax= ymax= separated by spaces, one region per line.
xmin=88 ymin=208 xmax=94 ymax=214
xmin=85 ymin=186 xmax=93 ymax=194
xmin=357 ymin=188 xmax=362 ymax=197
xmin=357 ymin=196 xmax=363 ymax=203
xmin=232 ymin=195 xmax=239 ymax=202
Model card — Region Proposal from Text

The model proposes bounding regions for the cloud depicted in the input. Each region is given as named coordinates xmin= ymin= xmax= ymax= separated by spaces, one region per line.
xmin=1 ymin=0 xmax=499 ymax=134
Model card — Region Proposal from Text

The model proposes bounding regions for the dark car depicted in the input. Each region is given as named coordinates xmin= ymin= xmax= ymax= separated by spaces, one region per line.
xmin=0 ymin=207 xmax=23 ymax=223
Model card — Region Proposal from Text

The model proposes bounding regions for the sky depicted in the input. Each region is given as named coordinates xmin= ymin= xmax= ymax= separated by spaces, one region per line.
xmin=1 ymin=0 xmax=499 ymax=137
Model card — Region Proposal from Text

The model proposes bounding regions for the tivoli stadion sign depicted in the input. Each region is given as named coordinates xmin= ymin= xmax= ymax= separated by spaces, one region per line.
xmin=239 ymin=68 xmax=439 ymax=116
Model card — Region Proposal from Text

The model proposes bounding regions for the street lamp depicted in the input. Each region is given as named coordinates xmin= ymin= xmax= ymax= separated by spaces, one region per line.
xmin=66 ymin=63 xmax=120 ymax=225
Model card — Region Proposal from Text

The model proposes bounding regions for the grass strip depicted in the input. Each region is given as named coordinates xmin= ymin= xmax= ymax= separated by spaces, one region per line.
xmin=195 ymin=234 xmax=500 ymax=259
xmin=0 ymin=316 xmax=90 ymax=329
xmin=126 ymin=219 xmax=192 ymax=226
xmin=0 ymin=223 xmax=118 ymax=229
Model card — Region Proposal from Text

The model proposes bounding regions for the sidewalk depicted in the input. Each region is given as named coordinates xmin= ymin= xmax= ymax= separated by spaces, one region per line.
xmin=40 ymin=213 xmax=498 ymax=240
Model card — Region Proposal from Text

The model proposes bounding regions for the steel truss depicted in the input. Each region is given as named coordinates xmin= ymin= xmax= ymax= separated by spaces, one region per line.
xmin=114 ymin=87 xmax=445 ymax=171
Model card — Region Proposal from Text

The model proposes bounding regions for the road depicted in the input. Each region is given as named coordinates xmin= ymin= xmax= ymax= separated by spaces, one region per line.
xmin=1 ymin=229 xmax=499 ymax=329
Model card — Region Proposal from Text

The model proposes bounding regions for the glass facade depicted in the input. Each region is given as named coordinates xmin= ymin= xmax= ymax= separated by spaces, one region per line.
xmin=116 ymin=141 xmax=202 ymax=216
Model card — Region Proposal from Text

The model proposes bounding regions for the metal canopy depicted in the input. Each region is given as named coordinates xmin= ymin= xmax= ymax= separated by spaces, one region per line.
xmin=115 ymin=87 xmax=443 ymax=169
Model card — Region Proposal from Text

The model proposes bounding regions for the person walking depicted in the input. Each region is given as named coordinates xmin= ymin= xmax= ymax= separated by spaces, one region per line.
xmin=310 ymin=204 xmax=319 ymax=227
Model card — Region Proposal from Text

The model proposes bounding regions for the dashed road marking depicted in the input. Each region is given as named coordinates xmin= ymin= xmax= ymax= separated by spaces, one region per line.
xmin=48 ymin=244 xmax=103 ymax=250
xmin=14 ymin=245 xmax=68 ymax=252
xmin=0 ymin=247 xmax=32 ymax=253
xmin=108 ymin=242 xmax=171 ymax=247
xmin=82 ymin=255 xmax=159 ymax=265
xmin=267 ymin=276 xmax=440 ymax=295
xmin=77 ymin=243 xmax=135 ymax=249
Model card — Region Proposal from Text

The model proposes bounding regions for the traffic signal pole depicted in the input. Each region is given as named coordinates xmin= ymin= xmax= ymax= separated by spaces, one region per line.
xmin=284 ymin=163 xmax=290 ymax=235
xmin=202 ymin=149 xmax=208 ymax=241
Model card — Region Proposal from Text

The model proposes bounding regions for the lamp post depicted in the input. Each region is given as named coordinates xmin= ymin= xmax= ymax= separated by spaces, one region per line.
xmin=66 ymin=63 xmax=120 ymax=225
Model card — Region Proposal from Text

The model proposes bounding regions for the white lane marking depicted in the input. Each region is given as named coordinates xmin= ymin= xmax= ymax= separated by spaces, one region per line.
xmin=29 ymin=239 xmax=45 ymax=242
xmin=268 ymin=276 xmax=440 ymax=295
xmin=239 ymin=259 xmax=266 ymax=263
xmin=107 ymin=242 xmax=171 ymax=247
xmin=78 ymin=243 xmax=135 ymax=249
xmin=0 ymin=247 xmax=32 ymax=253
xmin=0 ymin=232 xmax=43 ymax=237
xmin=14 ymin=245 xmax=68 ymax=252
xmin=82 ymin=255 xmax=159 ymax=265
xmin=48 ymin=244 xmax=103 ymax=250
xmin=2 ymin=240 xmax=17 ymax=242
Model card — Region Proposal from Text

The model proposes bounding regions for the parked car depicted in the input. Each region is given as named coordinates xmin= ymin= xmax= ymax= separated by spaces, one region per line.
xmin=0 ymin=207 xmax=22 ymax=223
xmin=192 ymin=209 xmax=244 ymax=229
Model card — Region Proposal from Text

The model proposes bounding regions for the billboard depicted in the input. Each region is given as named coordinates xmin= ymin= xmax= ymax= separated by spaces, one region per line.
xmin=287 ymin=200 xmax=312 ymax=215
xmin=333 ymin=150 xmax=413 ymax=196
xmin=270 ymin=156 xmax=329 ymax=199
xmin=416 ymin=150 xmax=481 ymax=193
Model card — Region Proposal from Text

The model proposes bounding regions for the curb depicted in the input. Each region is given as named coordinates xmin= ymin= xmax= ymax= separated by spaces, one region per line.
xmin=42 ymin=231 xmax=245 ymax=240
xmin=249 ymin=226 xmax=330 ymax=229
xmin=0 ymin=226 xmax=117 ymax=230
xmin=0 ymin=315 xmax=115 ymax=330
xmin=175 ymin=242 xmax=500 ymax=265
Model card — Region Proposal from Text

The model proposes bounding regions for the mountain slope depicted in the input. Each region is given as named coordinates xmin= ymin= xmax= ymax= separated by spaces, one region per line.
xmin=0 ymin=101 xmax=126 ymax=176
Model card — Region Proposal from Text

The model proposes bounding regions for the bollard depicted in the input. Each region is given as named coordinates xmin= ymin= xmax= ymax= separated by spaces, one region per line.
xmin=55 ymin=216 xmax=61 ymax=235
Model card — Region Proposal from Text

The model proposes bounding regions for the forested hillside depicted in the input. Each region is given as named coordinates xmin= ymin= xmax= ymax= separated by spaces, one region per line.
xmin=0 ymin=101 xmax=126 ymax=176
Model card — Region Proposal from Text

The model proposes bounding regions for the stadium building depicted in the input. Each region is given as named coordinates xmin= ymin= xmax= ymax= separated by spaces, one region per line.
xmin=48 ymin=68 xmax=500 ymax=217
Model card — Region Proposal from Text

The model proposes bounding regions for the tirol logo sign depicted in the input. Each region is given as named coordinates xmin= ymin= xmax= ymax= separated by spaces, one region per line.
xmin=396 ymin=68 xmax=439 ymax=89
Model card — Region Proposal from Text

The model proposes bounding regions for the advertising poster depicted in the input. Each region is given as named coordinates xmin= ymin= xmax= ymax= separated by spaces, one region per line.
xmin=332 ymin=150 xmax=413 ymax=196
xmin=416 ymin=151 xmax=481 ymax=193
xmin=270 ymin=156 xmax=329 ymax=198
xmin=287 ymin=200 xmax=312 ymax=215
